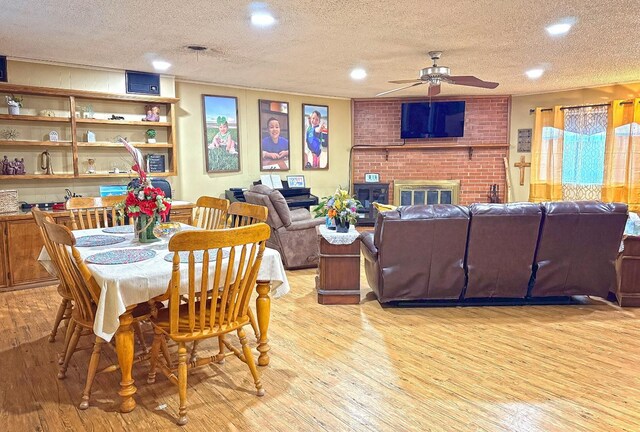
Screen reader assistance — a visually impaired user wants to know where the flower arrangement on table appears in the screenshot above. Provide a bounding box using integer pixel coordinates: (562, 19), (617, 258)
(313, 187), (362, 233)
(119, 138), (171, 242)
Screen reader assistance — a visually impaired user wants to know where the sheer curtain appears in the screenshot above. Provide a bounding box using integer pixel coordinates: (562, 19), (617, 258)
(530, 107), (564, 202)
(603, 98), (640, 211)
(561, 106), (608, 200)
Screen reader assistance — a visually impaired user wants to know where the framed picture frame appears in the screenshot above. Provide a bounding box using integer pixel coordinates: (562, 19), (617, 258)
(203, 95), (240, 173)
(259, 99), (290, 171)
(302, 104), (329, 170)
(365, 173), (380, 183)
(286, 175), (306, 188)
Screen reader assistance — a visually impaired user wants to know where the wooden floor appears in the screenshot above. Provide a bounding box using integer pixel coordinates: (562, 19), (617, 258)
(2, 268), (640, 432)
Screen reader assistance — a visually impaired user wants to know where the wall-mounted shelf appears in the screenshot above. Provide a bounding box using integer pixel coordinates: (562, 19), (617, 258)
(0, 82), (179, 180)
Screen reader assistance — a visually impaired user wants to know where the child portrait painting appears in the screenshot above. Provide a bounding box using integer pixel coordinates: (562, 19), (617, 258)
(302, 104), (328, 170)
(203, 95), (240, 172)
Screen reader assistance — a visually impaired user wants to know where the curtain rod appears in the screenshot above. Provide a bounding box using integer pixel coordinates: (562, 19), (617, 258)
(529, 100), (634, 114)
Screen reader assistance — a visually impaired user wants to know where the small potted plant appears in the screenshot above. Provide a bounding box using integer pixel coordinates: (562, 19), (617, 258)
(6, 94), (23, 115)
(146, 128), (157, 144)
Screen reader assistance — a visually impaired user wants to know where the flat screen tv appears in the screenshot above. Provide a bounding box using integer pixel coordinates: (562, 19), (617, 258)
(400, 101), (465, 139)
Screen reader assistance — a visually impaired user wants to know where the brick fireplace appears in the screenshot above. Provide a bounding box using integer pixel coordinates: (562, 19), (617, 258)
(352, 96), (510, 205)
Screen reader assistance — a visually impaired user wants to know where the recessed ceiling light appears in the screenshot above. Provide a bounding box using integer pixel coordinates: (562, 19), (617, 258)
(251, 12), (275, 27)
(152, 60), (171, 71)
(546, 19), (574, 36)
(350, 68), (367, 80)
(525, 68), (544, 79)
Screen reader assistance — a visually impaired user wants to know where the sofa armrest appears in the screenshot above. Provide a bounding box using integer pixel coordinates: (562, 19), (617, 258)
(360, 232), (378, 261)
(288, 218), (325, 231)
(290, 208), (312, 222)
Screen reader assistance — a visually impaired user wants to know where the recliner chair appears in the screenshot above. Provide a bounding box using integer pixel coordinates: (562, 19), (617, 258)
(244, 184), (324, 269)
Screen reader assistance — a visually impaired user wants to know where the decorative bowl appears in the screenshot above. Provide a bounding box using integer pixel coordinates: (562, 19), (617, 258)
(152, 222), (182, 240)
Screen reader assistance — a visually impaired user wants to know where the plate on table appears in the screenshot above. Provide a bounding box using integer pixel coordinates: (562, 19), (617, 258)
(86, 249), (157, 265)
(164, 249), (230, 264)
(102, 225), (134, 234)
(76, 235), (126, 247)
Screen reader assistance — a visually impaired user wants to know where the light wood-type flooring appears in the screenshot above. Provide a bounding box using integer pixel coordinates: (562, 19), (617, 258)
(2, 267), (640, 431)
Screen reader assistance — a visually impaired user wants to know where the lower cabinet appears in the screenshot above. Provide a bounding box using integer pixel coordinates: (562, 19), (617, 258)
(5, 219), (56, 289)
(170, 206), (193, 225)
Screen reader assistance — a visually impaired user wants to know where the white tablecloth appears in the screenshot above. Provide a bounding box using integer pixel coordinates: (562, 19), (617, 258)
(318, 224), (360, 245)
(38, 224), (289, 341)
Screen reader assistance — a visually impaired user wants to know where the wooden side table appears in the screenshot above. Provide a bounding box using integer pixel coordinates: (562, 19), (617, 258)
(316, 226), (361, 305)
(616, 235), (640, 307)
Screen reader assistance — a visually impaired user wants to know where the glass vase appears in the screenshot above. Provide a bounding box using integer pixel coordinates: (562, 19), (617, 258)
(326, 216), (336, 230)
(136, 214), (160, 243)
(336, 220), (350, 233)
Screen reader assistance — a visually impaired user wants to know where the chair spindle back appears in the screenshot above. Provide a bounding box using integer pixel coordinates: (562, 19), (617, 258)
(66, 196), (127, 230)
(192, 196), (229, 230)
(226, 201), (268, 228)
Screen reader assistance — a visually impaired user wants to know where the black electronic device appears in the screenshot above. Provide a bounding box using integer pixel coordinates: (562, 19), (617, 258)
(0, 56), (6, 82)
(125, 70), (160, 95)
(400, 101), (465, 139)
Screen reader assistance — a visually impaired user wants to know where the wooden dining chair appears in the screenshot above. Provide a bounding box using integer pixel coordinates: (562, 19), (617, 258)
(191, 196), (229, 229)
(66, 195), (127, 230)
(147, 223), (270, 425)
(32, 207), (73, 345)
(43, 219), (155, 410)
(226, 201), (268, 228)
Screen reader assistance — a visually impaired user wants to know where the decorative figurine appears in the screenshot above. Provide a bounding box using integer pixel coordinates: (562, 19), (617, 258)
(143, 104), (160, 122)
(1, 155), (9, 175)
(49, 131), (59, 142)
(14, 158), (25, 175)
(40, 150), (54, 175)
(87, 158), (96, 174)
(81, 104), (94, 119)
(87, 131), (96, 143)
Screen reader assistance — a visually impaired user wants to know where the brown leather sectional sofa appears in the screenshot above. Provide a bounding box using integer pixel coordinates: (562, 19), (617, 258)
(360, 201), (627, 304)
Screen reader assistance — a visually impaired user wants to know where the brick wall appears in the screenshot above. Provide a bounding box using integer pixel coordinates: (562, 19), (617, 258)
(352, 96), (510, 205)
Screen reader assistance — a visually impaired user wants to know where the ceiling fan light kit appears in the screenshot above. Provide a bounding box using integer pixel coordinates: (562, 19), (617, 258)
(376, 51), (499, 97)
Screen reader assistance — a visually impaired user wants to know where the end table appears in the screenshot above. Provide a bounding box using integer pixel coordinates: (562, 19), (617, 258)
(316, 225), (361, 305)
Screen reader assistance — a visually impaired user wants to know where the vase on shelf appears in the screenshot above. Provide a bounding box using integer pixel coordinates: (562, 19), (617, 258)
(135, 214), (160, 243)
(8, 105), (19, 115)
(336, 219), (350, 233)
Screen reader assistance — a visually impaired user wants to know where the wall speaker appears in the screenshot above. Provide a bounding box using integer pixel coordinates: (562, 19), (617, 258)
(0, 56), (7, 82)
(125, 70), (160, 95)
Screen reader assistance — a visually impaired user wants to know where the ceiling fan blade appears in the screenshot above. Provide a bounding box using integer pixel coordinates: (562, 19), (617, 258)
(428, 84), (441, 97)
(389, 79), (423, 84)
(375, 82), (424, 97)
(447, 75), (499, 89)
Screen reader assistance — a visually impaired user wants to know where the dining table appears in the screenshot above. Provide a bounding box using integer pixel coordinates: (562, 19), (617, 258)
(38, 223), (290, 413)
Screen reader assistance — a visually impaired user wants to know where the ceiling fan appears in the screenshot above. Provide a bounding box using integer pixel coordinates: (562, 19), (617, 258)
(376, 51), (499, 97)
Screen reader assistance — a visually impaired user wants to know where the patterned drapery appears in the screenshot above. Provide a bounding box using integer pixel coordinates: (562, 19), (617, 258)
(530, 107), (564, 202)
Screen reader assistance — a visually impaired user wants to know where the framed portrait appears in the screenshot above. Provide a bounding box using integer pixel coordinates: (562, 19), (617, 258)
(203, 95), (240, 173)
(259, 99), (290, 171)
(287, 175), (306, 188)
(302, 104), (329, 170)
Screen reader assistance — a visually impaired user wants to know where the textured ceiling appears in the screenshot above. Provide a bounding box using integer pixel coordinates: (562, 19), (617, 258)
(2, 0), (640, 98)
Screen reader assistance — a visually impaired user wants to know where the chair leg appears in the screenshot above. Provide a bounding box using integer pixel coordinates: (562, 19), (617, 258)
(49, 298), (69, 342)
(237, 327), (265, 397)
(177, 342), (188, 426)
(216, 336), (226, 364)
(58, 323), (82, 379)
(59, 319), (77, 365)
(132, 321), (148, 353)
(147, 328), (163, 384)
(79, 337), (104, 409)
(160, 336), (172, 368)
(247, 308), (260, 342)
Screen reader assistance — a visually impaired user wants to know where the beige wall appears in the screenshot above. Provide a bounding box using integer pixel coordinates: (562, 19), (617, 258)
(509, 82), (640, 202)
(173, 81), (352, 202)
(2, 59), (351, 204)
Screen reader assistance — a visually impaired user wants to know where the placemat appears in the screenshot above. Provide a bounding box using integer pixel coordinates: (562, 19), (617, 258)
(86, 249), (157, 265)
(102, 225), (134, 234)
(164, 249), (230, 264)
(76, 235), (127, 247)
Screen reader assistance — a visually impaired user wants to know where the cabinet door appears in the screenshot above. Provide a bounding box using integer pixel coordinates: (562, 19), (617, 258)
(6, 219), (55, 286)
(0, 222), (7, 288)
(170, 208), (192, 225)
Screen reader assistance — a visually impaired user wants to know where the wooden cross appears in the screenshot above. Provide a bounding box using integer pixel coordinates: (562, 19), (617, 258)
(514, 156), (531, 186)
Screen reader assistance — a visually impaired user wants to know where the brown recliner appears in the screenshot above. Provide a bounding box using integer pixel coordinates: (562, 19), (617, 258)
(530, 201), (627, 298)
(465, 203), (543, 298)
(361, 204), (470, 303)
(244, 184), (324, 269)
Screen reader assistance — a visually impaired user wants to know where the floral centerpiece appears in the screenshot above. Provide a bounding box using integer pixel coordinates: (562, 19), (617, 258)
(313, 187), (362, 233)
(120, 138), (171, 242)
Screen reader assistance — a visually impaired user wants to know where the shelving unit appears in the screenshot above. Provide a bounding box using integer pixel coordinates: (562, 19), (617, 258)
(0, 83), (179, 180)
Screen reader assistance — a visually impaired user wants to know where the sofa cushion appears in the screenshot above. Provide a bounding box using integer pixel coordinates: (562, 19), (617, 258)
(465, 202), (542, 299)
(531, 201), (627, 297)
